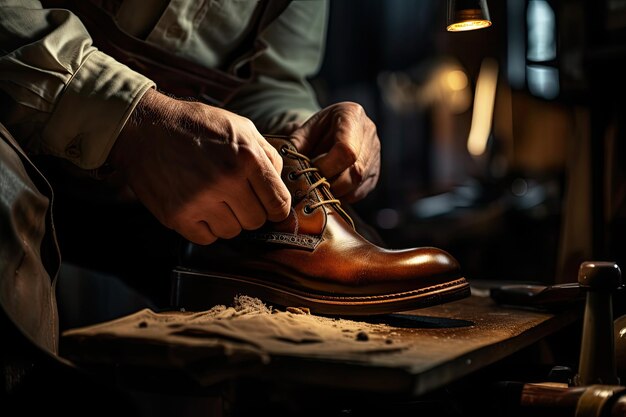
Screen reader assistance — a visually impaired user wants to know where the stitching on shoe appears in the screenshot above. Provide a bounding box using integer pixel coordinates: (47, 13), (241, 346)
(238, 230), (321, 250)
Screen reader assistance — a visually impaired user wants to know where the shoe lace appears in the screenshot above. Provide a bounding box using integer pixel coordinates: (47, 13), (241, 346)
(281, 146), (341, 213)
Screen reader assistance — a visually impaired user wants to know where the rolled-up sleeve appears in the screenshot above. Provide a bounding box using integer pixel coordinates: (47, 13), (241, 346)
(226, 0), (328, 133)
(0, 0), (154, 169)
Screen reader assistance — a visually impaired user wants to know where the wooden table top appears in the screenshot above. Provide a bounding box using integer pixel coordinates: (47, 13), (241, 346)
(61, 294), (582, 397)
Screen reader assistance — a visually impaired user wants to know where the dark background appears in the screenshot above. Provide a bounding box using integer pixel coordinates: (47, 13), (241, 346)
(312, 0), (564, 285)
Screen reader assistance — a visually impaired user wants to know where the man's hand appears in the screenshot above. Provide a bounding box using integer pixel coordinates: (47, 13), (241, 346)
(290, 102), (381, 203)
(110, 89), (291, 245)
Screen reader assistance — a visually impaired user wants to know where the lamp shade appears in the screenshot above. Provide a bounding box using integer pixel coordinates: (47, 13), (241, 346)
(447, 0), (492, 32)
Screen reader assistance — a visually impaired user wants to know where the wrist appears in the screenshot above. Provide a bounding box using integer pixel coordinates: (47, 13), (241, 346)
(109, 87), (162, 172)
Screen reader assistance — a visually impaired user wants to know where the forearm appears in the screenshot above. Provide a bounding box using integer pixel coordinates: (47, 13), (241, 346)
(0, 0), (154, 169)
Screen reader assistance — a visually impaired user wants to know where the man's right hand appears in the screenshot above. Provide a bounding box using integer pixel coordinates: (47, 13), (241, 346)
(110, 88), (291, 245)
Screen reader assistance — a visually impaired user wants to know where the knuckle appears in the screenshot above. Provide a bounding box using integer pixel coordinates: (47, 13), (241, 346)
(351, 164), (364, 184)
(341, 101), (363, 115)
(269, 196), (290, 212)
(240, 117), (257, 131)
(265, 147), (284, 173)
(266, 195), (290, 216)
(334, 102), (364, 127)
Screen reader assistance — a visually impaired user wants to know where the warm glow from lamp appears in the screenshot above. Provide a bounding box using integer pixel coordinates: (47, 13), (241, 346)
(445, 70), (468, 91)
(447, 0), (492, 32)
(467, 58), (498, 156)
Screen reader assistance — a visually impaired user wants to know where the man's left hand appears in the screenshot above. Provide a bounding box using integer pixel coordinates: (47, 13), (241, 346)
(290, 102), (381, 203)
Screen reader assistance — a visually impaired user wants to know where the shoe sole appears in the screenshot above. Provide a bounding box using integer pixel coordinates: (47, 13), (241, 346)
(171, 268), (471, 316)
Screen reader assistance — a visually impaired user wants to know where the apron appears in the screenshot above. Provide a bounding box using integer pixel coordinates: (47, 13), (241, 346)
(42, 0), (292, 105)
(0, 123), (60, 356)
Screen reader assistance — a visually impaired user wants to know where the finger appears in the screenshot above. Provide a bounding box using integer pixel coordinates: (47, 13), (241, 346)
(244, 135), (291, 221)
(248, 167), (291, 222)
(256, 136), (284, 176)
(205, 202), (243, 239)
(314, 139), (361, 181)
(330, 150), (379, 200)
(348, 137), (380, 190)
(328, 168), (356, 199)
(177, 220), (218, 245)
(345, 148), (381, 201)
(226, 183), (268, 230)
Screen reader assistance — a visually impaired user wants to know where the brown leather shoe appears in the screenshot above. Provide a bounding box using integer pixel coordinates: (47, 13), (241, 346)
(172, 135), (470, 315)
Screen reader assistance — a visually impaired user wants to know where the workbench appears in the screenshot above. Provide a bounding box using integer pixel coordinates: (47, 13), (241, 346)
(61, 292), (581, 407)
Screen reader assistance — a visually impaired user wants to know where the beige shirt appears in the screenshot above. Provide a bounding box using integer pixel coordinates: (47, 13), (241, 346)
(0, 0), (327, 169)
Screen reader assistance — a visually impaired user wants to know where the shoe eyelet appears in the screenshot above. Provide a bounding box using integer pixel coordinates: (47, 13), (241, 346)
(279, 145), (289, 156)
(303, 205), (314, 214)
(288, 171), (299, 181)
